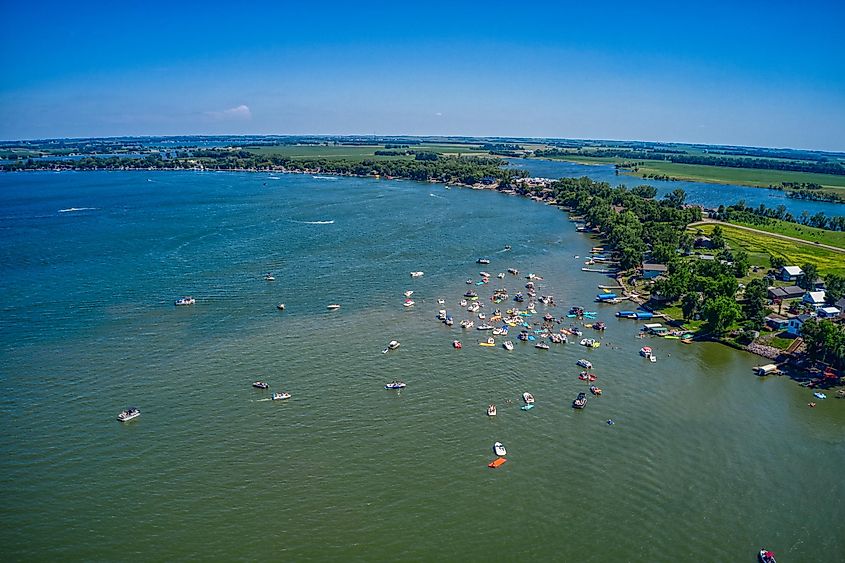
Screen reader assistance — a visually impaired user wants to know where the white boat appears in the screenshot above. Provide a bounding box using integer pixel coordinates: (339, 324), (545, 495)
(535, 341), (550, 350)
(174, 296), (195, 306)
(523, 392), (535, 404)
(437, 298), (445, 305)
(649, 355), (657, 363)
(460, 299), (468, 307)
(479, 271), (491, 278)
(503, 340), (514, 351)
(410, 271), (424, 278)
(117, 407), (140, 422)
(487, 404), (497, 416)
(460, 319), (474, 329)
(476, 324), (494, 330)
(576, 359), (592, 369)
(385, 381), (406, 390)
(327, 304), (341, 310)
(477, 258), (491, 264)
(478, 313), (486, 320)
(252, 381), (269, 389)
(403, 299), (415, 307)
(404, 290), (414, 298)
(276, 303), (286, 311)
(271, 392), (291, 400)
(497, 272), (505, 279)
(264, 273), (275, 281)
(493, 441), (507, 456)
(388, 340), (400, 350)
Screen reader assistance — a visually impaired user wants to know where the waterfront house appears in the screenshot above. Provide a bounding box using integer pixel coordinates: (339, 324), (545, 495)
(641, 263), (668, 279)
(803, 290), (826, 308)
(787, 313), (813, 336)
(818, 306), (841, 319)
(767, 285), (804, 301)
(764, 315), (789, 331)
(780, 265), (803, 282)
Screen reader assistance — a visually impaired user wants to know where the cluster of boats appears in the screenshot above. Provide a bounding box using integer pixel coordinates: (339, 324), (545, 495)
(253, 381), (291, 400)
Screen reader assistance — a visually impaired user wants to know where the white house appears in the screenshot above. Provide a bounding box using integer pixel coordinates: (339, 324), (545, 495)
(818, 306), (841, 318)
(787, 313), (813, 336)
(780, 265), (803, 281)
(803, 290), (826, 308)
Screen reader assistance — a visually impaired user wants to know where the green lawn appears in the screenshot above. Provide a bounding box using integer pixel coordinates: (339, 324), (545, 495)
(729, 218), (845, 249)
(624, 160), (845, 190)
(692, 224), (845, 275)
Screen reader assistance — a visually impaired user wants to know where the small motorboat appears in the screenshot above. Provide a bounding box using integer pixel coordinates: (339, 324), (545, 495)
(572, 392), (587, 409)
(460, 299), (468, 307)
(504, 245), (512, 251)
(264, 273), (275, 281)
(445, 315), (454, 326)
(403, 299), (415, 307)
(649, 355), (657, 363)
(252, 381), (269, 389)
(487, 404), (496, 416)
(327, 304), (341, 310)
(453, 340), (462, 349)
(578, 372), (589, 381)
(503, 340), (514, 351)
(576, 359), (593, 369)
(479, 337), (496, 347)
(534, 341), (550, 350)
(174, 296), (195, 306)
(466, 279), (473, 284)
(813, 392), (827, 399)
(460, 320), (474, 329)
(493, 441), (507, 456)
(404, 290), (414, 298)
(271, 392), (291, 400)
(589, 385), (602, 396)
(593, 321), (606, 331)
(507, 268), (519, 275)
(479, 271), (491, 278)
(476, 324), (494, 330)
(497, 272), (505, 279)
(758, 548), (777, 563)
(276, 303), (286, 311)
(117, 407), (140, 422)
(410, 271), (424, 277)
(384, 381), (406, 390)
(477, 258), (491, 264)
(522, 392), (535, 404)
(640, 346), (653, 357)
(437, 298), (445, 305)
(387, 340), (400, 350)
(477, 313), (486, 320)
(464, 290), (478, 298)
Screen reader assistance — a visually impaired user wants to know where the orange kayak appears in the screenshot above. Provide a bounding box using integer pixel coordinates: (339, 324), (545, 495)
(488, 458), (507, 468)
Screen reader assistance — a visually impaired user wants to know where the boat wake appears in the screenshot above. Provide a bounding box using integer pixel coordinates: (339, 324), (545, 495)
(254, 398), (273, 402)
(312, 175), (339, 180)
(429, 193), (445, 199)
(267, 176), (281, 179)
(58, 207), (97, 213)
(294, 220), (335, 225)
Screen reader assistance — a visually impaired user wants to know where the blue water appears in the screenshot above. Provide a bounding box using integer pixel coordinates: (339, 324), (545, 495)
(507, 158), (843, 217)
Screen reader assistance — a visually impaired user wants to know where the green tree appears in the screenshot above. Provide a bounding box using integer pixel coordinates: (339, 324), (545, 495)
(710, 225), (725, 249)
(800, 318), (845, 369)
(742, 279), (768, 328)
(631, 185), (657, 199)
(700, 295), (742, 335)
(798, 263), (818, 290)
(769, 255), (786, 269)
(620, 247), (642, 270)
(823, 274), (845, 304)
(732, 249), (750, 278)
(681, 292), (701, 320)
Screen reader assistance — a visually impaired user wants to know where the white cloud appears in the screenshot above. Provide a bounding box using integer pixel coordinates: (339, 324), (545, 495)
(435, 112), (443, 116)
(206, 104), (252, 120)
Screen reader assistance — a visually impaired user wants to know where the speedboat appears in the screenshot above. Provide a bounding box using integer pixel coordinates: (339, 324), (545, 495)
(758, 549), (777, 563)
(504, 245), (512, 251)
(387, 340), (400, 350)
(589, 385), (602, 396)
(572, 392), (587, 409)
(477, 258), (491, 264)
(640, 346), (652, 357)
(403, 299), (415, 307)
(384, 381), (406, 390)
(437, 298), (445, 305)
(466, 279), (473, 284)
(507, 268), (519, 275)
(503, 340), (514, 351)
(478, 313), (486, 320)
(271, 392), (291, 400)
(649, 355), (657, 363)
(460, 319), (474, 329)
(410, 271), (424, 277)
(535, 341), (550, 350)
(264, 273), (275, 281)
(813, 392), (827, 399)
(276, 303), (286, 311)
(404, 290), (414, 297)
(593, 321), (606, 331)
(453, 340), (462, 349)
(479, 337), (495, 347)
(252, 381), (269, 389)
(497, 272), (505, 279)
(576, 359), (593, 369)
(487, 404), (497, 416)
(174, 296), (195, 306)
(476, 324), (494, 330)
(327, 304), (341, 310)
(493, 441), (507, 456)
(460, 299), (468, 307)
(464, 290), (478, 298)
(445, 315), (454, 326)
(522, 392), (535, 404)
(117, 407), (140, 422)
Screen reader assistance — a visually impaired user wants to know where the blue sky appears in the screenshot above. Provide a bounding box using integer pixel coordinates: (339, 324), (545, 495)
(1, 1), (843, 150)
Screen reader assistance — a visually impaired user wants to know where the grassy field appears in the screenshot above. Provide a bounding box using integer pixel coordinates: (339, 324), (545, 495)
(244, 143), (490, 160)
(728, 218), (845, 249)
(625, 160), (845, 190)
(692, 223), (845, 275)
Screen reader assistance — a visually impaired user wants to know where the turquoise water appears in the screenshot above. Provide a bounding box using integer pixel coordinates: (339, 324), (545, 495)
(1, 171), (843, 561)
(508, 158), (844, 217)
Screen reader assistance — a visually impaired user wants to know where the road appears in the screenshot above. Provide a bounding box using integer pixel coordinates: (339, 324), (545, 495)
(687, 219), (845, 254)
